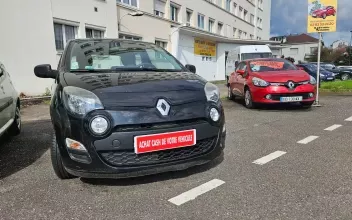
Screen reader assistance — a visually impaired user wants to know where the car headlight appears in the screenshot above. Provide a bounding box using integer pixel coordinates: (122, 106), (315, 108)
(209, 108), (220, 122)
(204, 82), (220, 102)
(63, 86), (104, 116)
(252, 77), (269, 87)
(310, 76), (317, 85)
(90, 116), (109, 135)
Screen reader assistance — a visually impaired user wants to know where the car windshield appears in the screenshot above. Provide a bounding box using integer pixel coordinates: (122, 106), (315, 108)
(69, 40), (184, 72)
(249, 59), (297, 72)
(241, 53), (272, 60)
(321, 64), (335, 69)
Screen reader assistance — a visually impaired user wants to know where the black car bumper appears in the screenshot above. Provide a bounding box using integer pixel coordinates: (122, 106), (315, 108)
(60, 120), (226, 178)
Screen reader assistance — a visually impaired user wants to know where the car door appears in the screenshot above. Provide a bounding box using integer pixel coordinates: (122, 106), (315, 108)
(0, 65), (7, 129)
(237, 62), (248, 96)
(231, 62), (245, 96)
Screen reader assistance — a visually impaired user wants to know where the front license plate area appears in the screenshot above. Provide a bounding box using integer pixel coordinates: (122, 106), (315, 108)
(134, 129), (196, 154)
(280, 96), (303, 102)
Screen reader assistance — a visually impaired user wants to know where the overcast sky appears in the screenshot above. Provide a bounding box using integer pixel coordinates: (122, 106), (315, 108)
(271, 0), (351, 46)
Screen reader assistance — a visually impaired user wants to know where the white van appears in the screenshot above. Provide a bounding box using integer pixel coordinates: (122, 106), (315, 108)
(225, 45), (272, 84)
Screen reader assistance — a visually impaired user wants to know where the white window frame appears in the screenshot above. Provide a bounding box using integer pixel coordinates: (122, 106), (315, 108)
(155, 40), (168, 50)
(119, 33), (142, 41)
(53, 23), (78, 51)
(226, 0), (231, 11)
(233, 3), (238, 16)
(208, 18), (215, 33)
(155, 10), (164, 17)
(239, 6), (243, 19)
(218, 22), (223, 35)
(170, 3), (179, 22)
(198, 14), (205, 30)
(117, 0), (139, 8)
(233, 28), (237, 38)
(250, 14), (254, 25)
(186, 9), (193, 26)
(244, 10), (248, 21)
(85, 28), (105, 39)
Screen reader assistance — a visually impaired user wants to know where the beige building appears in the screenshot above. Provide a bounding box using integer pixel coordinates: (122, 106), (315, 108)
(117, 0), (273, 81)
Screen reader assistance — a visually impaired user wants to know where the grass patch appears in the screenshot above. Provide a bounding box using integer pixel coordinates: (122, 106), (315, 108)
(321, 81), (352, 92)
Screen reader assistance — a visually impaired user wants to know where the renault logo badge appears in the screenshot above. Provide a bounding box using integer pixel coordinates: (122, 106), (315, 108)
(156, 99), (170, 116)
(287, 81), (295, 89)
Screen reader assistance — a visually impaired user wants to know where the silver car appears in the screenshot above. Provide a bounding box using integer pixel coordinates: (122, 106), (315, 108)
(0, 62), (21, 138)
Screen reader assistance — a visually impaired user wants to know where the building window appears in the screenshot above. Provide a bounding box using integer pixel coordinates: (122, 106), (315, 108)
(233, 28), (237, 38)
(155, 40), (168, 49)
(198, 14), (205, 29)
(244, 10), (248, 21)
(310, 47), (318, 54)
(226, 0), (231, 11)
(290, 48), (298, 55)
(119, 34), (142, 40)
(154, 0), (165, 18)
(258, 0), (263, 9)
(218, 22), (223, 35)
(54, 23), (76, 51)
(86, 28), (104, 39)
(170, 3), (179, 21)
(239, 7), (243, 19)
(243, 32), (247, 39)
(117, 0), (138, 7)
(209, 19), (214, 33)
(186, 9), (193, 26)
(257, 17), (262, 28)
(233, 3), (237, 15)
(257, 36), (261, 40)
(250, 14), (254, 25)
(238, 30), (242, 39)
(250, 34), (254, 39)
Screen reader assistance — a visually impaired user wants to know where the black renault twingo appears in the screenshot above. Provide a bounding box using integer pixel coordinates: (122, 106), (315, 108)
(34, 39), (226, 179)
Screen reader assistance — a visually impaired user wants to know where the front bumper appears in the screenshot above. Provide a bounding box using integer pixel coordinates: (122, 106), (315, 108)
(59, 118), (226, 178)
(250, 84), (316, 104)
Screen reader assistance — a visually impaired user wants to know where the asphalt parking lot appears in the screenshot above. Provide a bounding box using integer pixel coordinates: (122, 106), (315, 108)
(1, 94), (352, 220)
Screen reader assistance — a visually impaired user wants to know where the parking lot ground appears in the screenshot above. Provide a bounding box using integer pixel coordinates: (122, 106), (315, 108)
(1, 96), (352, 219)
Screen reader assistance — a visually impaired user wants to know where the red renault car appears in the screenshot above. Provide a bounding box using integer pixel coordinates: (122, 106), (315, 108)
(227, 58), (316, 108)
(312, 6), (336, 19)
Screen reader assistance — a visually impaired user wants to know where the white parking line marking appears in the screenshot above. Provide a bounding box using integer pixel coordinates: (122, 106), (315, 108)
(297, 136), (319, 144)
(168, 179), (225, 206)
(252, 151), (286, 165)
(345, 116), (352, 121)
(324, 124), (342, 131)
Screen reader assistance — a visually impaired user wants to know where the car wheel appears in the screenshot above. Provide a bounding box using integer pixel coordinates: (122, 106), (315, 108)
(341, 73), (350, 81)
(51, 133), (76, 179)
(227, 86), (235, 100)
(301, 101), (314, 108)
(323, 13), (327, 19)
(8, 105), (21, 136)
(244, 88), (255, 109)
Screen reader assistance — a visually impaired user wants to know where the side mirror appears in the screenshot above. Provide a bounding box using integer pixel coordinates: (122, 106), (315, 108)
(235, 61), (239, 67)
(185, 64), (196, 73)
(236, 69), (245, 75)
(34, 64), (58, 79)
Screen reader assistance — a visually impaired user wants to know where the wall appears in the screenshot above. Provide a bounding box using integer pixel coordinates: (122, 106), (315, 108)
(281, 43), (319, 63)
(0, 0), (57, 95)
(0, 0), (118, 96)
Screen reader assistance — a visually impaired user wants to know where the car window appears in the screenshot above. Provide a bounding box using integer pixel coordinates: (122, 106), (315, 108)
(68, 40), (183, 72)
(235, 62), (245, 71)
(249, 59), (297, 72)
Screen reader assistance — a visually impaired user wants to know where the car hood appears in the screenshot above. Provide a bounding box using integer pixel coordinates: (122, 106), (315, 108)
(62, 71), (207, 108)
(320, 70), (334, 76)
(313, 9), (324, 13)
(253, 70), (310, 83)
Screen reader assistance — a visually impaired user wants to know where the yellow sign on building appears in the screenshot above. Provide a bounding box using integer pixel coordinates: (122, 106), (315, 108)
(194, 38), (216, 57)
(307, 0), (337, 33)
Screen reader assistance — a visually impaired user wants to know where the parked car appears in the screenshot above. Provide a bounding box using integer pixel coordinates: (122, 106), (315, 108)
(227, 58), (316, 108)
(34, 39), (226, 179)
(312, 62), (352, 81)
(297, 63), (335, 82)
(312, 6), (336, 19)
(0, 62), (21, 138)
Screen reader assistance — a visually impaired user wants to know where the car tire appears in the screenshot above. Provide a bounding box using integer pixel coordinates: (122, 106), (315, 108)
(51, 133), (76, 179)
(227, 86), (235, 100)
(301, 101), (314, 108)
(341, 73), (350, 81)
(8, 105), (21, 136)
(244, 88), (256, 109)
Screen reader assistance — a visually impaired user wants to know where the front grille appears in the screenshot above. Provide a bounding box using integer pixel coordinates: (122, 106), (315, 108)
(113, 119), (207, 132)
(271, 93), (310, 101)
(99, 137), (216, 167)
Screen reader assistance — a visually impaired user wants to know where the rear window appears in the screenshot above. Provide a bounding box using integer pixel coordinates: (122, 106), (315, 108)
(249, 59), (297, 72)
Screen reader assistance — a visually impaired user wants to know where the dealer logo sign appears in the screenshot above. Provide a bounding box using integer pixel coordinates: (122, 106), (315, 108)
(156, 99), (170, 116)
